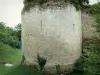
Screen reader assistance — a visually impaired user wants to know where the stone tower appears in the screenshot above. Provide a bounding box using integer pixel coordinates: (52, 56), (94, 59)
(21, 0), (82, 72)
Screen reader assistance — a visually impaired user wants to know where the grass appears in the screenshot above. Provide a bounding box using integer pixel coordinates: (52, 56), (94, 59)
(0, 43), (22, 64)
(69, 71), (95, 75)
(0, 65), (45, 75)
(0, 37), (100, 75)
(0, 42), (98, 75)
(0, 66), (11, 75)
(0, 43), (45, 75)
(0, 65), (97, 75)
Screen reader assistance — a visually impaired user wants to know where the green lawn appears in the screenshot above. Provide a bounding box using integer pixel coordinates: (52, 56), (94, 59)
(0, 66), (11, 75)
(0, 43), (22, 64)
(0, 65), (45, 75)
(0, 65), (98, 75)
(0, 43), (44, 75)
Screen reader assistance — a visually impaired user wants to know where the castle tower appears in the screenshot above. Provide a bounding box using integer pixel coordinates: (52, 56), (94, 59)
(21, 0), (82, 72)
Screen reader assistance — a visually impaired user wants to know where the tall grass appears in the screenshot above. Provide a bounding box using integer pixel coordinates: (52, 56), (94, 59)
(0, 43), (22, 64)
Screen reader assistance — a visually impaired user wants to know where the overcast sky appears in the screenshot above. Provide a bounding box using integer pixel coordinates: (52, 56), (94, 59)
(0, 0), (100, 28)
(0, 0), (23, 28)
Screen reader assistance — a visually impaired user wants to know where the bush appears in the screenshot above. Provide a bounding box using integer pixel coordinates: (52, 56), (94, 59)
(0, 22), (21, 49)
(75, 38), (100, 74)
(75, 56), (85, 72)
(55, 64), (61, 74)
(37, 54), (47, 71)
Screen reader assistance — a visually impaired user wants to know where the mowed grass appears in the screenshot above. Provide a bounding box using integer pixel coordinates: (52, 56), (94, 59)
(0, 65), (45, 75)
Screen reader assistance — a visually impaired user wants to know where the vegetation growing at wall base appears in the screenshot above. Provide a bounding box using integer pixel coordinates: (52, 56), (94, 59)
(37, 54), (47, 71)
(75, 3), (100, 75)
(75, 37), (100, 74)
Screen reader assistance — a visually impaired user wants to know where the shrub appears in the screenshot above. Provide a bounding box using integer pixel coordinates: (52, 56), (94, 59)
(75, 37), (100, 74)
(75, 56), (85, 72)
(55, 64), (61, 74)
(37, 54), (47, 71)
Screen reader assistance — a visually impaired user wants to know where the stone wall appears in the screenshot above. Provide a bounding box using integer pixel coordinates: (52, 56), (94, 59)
(21, 4), (82, 72)
(82, 12), (96, 38)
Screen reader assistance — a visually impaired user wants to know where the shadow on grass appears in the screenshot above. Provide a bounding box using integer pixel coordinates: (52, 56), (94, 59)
(69, 70), (96, 75)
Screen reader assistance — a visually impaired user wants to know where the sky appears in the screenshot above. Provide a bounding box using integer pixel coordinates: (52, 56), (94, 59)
(0, 0), (23, 28)
(0, 0), (100, 28)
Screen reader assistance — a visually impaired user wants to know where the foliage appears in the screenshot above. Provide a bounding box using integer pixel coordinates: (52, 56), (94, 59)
(14, 23), (21, 41)
(94, 15), (100, 32)
(55, 64), (61, 74)
(37, 54), (47, 71)
(75, 56), (85, 72)
(75, 38), (100, 74)
(0, 22), (22, 64)
(89, 3), (100, 32)
(0, 22), (5, 30)
(89, 3), (100, 15)
(0, 22), (21, 48)
(23, 0), (89, 12)
(75, 3), (100, 74)
(0, 33), (20, 48)
(70, 0), (89, 10)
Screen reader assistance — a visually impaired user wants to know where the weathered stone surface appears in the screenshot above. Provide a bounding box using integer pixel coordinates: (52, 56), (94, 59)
(82, 13), (97, 38)
(21, 4), (82, 72)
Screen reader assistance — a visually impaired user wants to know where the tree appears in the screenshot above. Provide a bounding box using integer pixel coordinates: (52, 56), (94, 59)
(14, 23), (21, 41)
(0, 22), (20, 48)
